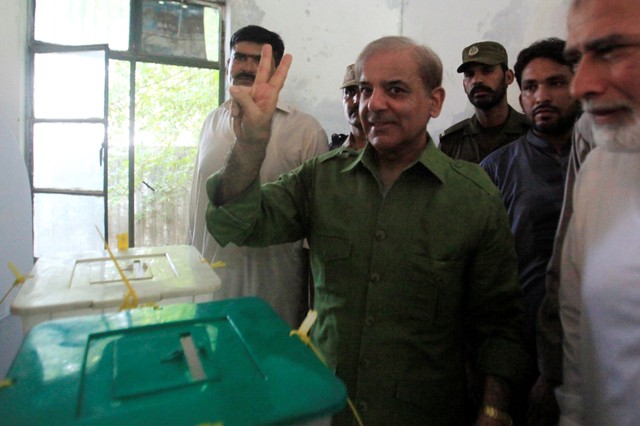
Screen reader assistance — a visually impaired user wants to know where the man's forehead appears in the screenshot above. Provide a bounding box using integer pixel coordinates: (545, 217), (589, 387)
(232, 41), (264, 53)
(360, 51), (420, 83)
(521, 72), (572, 86)
(359, 72), (418, 89)
(567, 0), (640, 50)
(522, 58), (572, 78)
(461, 62), (500, 72)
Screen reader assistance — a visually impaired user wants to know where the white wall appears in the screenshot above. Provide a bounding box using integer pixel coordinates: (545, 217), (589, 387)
(226, 0), (570, 140)
(406, 0), (570, 138)
(0, 0), (29, 377)
(0, 0), (27, 148)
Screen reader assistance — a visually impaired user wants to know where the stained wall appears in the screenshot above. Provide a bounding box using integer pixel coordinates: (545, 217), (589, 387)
(225, 0), (570, 140)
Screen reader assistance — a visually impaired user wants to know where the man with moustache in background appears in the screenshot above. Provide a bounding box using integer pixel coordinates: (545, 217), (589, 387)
(188, 25), (328, 328)
(440, 41), (529, 163)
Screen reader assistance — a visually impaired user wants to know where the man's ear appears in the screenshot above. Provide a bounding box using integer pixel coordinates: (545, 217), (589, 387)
(428, 86), (446, 119)
(505, 69), (515, 86)
(519, 93), (524, 112)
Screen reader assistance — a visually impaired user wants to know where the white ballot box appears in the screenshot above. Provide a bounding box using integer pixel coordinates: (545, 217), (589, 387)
(11, 245), (221, 334)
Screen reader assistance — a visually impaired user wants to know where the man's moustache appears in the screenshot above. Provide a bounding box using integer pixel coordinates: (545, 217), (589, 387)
(470, 85), (494, 96)
(233, 72), (256, 81)
(532, 104), (560, 116)
(366, 112), (394, 124)
(581, 99), (633, 115)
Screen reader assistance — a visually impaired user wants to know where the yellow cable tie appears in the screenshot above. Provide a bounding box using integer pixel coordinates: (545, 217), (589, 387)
(199, 258), (225, 269)
(290, 310), (327, 363)
(290, 310), (363, 425)
(7, 262), (30, 285)
(1, 262), (32, 306)
(210, 261), (226, 269)
(94, 226), (139, 310)
(0, 378), (14, 390)
(347, 398), (365, 426)
(120, 289), (138, 311)
(298, 310), (317, 336)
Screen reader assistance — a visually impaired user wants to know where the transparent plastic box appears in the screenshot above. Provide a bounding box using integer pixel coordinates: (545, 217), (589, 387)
(11, 245), (221, 333)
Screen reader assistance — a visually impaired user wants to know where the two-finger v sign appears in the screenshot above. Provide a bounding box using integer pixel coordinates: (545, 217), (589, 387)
(229, 44), (293, 145)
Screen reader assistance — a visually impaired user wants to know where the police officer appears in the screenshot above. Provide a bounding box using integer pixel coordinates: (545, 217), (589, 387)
(439, 41), (529, 163)
(330, 64), (367, 151)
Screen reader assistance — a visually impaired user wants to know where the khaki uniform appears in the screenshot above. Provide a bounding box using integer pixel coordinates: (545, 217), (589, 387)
(439, 106), (529, 163)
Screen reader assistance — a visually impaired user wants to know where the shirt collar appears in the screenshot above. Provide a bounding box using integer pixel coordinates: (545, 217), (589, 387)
(341, 133), (446, 184)
(526, 129), (571, 154)
(467, 105), (524, 135)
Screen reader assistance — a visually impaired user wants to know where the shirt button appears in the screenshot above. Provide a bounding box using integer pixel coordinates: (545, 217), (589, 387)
(370, 272), (380, 283)
(365, 315), (374, 326)
(374, 230), (386, 241)
(361, 357), (370, 368)
(357, 400), (368, 413)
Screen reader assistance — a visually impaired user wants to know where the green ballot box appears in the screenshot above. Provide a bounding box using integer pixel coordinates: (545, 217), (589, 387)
(0, 297), (346, 425)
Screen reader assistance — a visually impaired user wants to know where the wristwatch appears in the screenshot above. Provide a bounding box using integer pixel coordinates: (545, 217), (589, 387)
(482, 405), (514, 426)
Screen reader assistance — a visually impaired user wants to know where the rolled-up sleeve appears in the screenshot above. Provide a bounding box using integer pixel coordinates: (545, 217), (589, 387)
(205, 168), (307, 248)
(205, 173), (263, 246)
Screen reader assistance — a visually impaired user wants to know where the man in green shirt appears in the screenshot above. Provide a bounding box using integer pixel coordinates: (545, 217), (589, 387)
(206, 36), (526, 425)
(439, 41), (529, 163)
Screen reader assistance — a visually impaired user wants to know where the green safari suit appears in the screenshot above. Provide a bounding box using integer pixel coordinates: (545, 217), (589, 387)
(206, 140), (527, 425)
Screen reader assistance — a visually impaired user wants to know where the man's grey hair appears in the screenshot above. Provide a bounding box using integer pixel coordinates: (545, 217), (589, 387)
(355, 36), (443, 92)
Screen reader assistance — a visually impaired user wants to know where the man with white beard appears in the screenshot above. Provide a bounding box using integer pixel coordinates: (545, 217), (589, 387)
(557, 0), (640, 425)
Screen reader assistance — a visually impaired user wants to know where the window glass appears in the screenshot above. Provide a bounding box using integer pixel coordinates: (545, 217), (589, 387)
(131, 62), (217, 247)
(106, 59), (131, 246)
(34, 193), (105, 258)
(203, 6), (221, 62)
(34, 0), (130, 50)
(34, 50), (106, 119)
(33, 123), (105, 191)
(140, 0), (220, 61)
(30, 1), (224, 252)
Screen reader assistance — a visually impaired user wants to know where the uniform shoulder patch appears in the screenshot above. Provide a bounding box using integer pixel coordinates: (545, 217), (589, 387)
(317, 146), (358, 163)
(439, 118), (471, 141)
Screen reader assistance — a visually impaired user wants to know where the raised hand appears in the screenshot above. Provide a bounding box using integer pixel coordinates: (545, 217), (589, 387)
(214, 44), (293, 205)
(228, 44), (293, 145)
